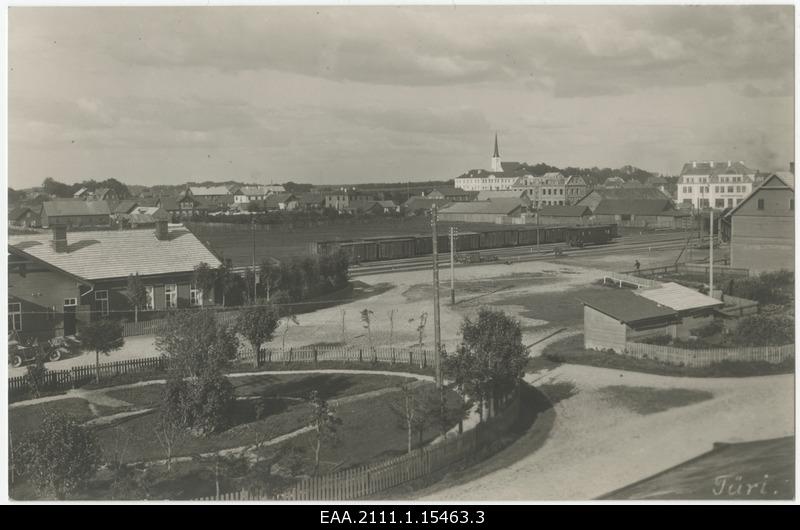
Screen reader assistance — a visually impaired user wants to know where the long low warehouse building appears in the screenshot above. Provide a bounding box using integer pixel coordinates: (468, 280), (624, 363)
(438, 198), (530, 224)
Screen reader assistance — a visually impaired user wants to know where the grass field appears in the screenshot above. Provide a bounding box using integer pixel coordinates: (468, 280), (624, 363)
(602, 436), (795, 500)
(187, 218), (549, 265)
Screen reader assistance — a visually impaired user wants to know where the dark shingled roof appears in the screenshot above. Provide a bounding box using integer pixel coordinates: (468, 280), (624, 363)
(593, 199), (673, 216)
(680, 161), (754, 176)
(538, 205), (591, 217)
(43, 199), (111, 217)
(579, 289), (679, 325)
(403, 197), (450, 211)
(114, 200), (139, 214)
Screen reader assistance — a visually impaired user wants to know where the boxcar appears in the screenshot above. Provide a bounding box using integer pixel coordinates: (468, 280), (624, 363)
(377, 237), (416, 260)
(455, 231), (482, 251)
(564, 225), (614, 247)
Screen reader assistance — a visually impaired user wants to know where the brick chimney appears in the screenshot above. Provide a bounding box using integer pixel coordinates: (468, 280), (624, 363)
(155, 220), (169, 240)
(51, 224), (68, 253)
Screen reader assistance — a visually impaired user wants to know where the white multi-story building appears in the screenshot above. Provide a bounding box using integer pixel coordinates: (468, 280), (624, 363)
(454, 136), (587, 208)
(677, 161), (761, 210)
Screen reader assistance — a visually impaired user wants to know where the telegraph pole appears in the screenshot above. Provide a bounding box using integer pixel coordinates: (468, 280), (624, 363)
(431, 204), (442, 389)
(449, 226), (457, 305)
(251, 216), (257, 304)
(709, 209), (714, 297)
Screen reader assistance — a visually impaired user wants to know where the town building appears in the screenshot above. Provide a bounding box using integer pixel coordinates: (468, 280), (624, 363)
(296, 192), (327, 210)
(580, 283), (722, 353)
(188, 185), (233, 207)
(728, 172), (794, 273)
(157, 189), (209, 220)
(8, 222), (222, 340)
(425, 187), (477, 202)
(438, 198), (529, 224)
(476, 190), (532, 207)
(8, 206), (42, 228)
(402, 196), (450, 216)
(263, 192), (299, 211)
(677, 161), (760, 210)
(231, 185), (285, 204)
(565, 176), (589, 205)
(535, 205), (592, 226)
(41, 199), (112, 228)
(324, 191), (376, 212)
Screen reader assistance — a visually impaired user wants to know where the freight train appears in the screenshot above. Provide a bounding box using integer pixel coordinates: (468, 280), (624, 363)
(309, 224), (617, 264)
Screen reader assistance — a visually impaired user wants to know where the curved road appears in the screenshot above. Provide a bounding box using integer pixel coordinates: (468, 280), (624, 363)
(418, 364), (794, 501)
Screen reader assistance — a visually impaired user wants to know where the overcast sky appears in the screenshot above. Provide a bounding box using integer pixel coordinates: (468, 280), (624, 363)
(7, 5), (795, 189)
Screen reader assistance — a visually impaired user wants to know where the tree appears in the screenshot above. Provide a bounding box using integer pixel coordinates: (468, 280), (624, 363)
(79, 318), (124, 384)
(16, 412), (101, 499)
(24, 343), (49, 398)
(307, 390), (341, 476)
(156, 309), (238, 379)
(410, 311), (428, 349)
(125, 273), (148, 323)
(155, 378), (190, 472)
(389, 383), (426, 453)
(444, 308), (527, 420)
(281, 313), (300, 352)
(193, 262), (218, 306)
(734, 312), (794, 346)
(387, 309), (396, 352)
(360, 309), (375, 360)
(236, 303), (280, 366)
(156, 311), (238, 437)
(215, 262), (239, 307)
(42, 177), (74, 198)
(259, 259), (283, 301)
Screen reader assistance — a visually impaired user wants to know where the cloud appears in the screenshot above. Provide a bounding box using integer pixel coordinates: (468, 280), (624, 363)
(13, 5), (792, 97)
(332, 106), (490, 135)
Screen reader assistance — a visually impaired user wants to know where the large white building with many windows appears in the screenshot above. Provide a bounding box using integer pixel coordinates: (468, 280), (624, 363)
(454, 136), (587, 206)
(676, 161), (762, 210)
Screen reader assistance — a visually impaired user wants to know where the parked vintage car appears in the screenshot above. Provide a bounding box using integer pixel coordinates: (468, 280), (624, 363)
(8, 333), (82, 368)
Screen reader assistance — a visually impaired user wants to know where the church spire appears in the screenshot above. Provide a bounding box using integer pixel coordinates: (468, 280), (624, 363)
(491, 133), (502, 172)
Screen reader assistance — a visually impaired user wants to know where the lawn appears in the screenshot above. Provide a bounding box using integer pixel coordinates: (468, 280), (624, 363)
(540, 334), (795, 377)
(602, 436), (795, 500)
(9, 399), (108, 443)
(598, 386), (713, 415)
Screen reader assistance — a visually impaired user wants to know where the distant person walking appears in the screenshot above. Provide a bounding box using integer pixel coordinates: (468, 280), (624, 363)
(634, 260), (641, 272)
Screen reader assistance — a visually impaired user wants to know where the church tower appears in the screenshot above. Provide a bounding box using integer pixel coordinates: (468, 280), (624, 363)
(491, 133), (502, 172)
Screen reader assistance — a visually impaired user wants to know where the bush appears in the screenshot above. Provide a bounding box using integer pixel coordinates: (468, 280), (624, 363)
(14, 413), (101, 499)
(734, 312), (794, 346)
(691, 319), (725, 339)
(729, 270), (794, 306)
(639, 335), (672, 346)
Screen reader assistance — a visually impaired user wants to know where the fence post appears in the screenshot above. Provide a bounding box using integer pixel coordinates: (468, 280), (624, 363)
(313, 348), (318, 367)
(358, 349), (363, 363)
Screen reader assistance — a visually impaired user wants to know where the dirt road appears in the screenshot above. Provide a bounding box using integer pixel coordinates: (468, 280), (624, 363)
(418, 364), (794, 501)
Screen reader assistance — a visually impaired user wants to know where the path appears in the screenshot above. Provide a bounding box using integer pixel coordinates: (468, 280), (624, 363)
(418, 364), (794, 501)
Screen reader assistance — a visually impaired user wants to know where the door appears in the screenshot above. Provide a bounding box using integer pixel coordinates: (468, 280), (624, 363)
(63, 304), (77, 336)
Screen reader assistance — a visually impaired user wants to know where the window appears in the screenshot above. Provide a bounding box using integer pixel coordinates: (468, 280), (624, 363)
(9, 302), (22, 331)
(95, 290), (109, 316)
(190, 283), (203, 307)
(757, 199), (765, 210)
(715, 199), (725, 208)
(165, 284), (177, 309)
(145, 286), (154, 311)
(728, 186), (734, 193)
(63, 298), (77, 306)
(728, 199), (733, 207)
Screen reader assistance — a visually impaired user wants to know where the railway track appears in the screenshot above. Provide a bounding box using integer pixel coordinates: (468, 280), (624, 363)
(349, 234), (712, 277)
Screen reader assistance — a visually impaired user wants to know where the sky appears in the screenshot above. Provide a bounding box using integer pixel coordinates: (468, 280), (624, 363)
(7, 4), (795, 189)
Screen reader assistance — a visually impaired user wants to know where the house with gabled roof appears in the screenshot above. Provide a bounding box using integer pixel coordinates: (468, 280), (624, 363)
(9, 206), (42, 228)
(8, 222), (222, 340)
(727, 172), (794, 273)
(41, 199), (112, 228)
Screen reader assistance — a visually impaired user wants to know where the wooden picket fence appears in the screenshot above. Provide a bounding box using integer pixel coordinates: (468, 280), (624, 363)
(9, 356), (166, 397)
(194, 389), (521, 501)
(122, 310), (242, 337)
(624, 342), (794, 368)
(238, 345), (434, 369)
(9, 345), (433, 400)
